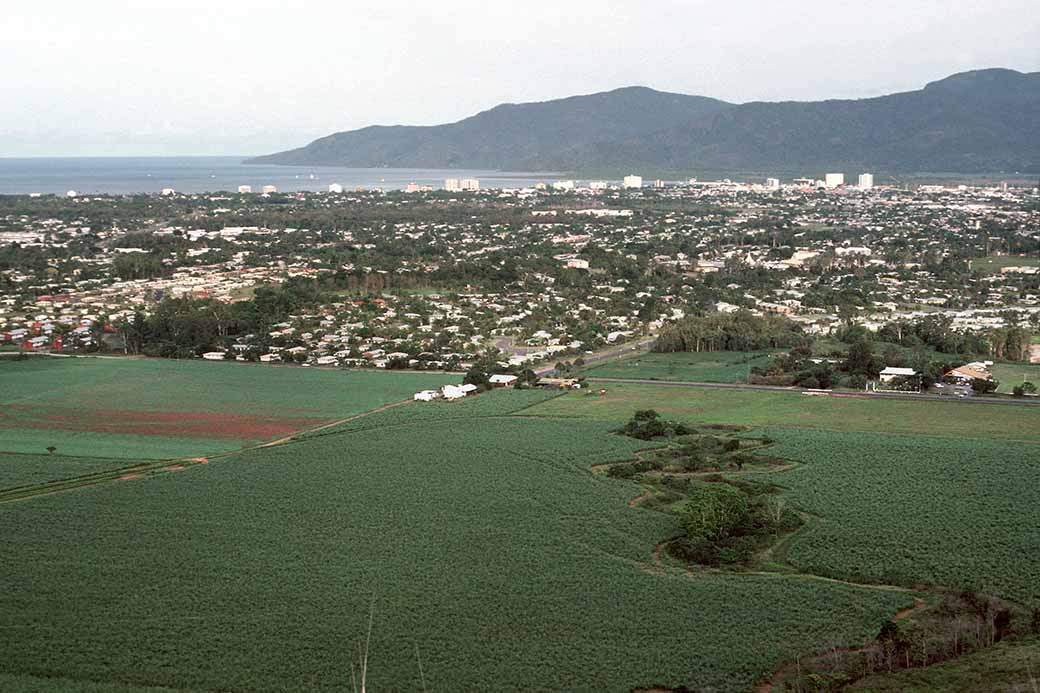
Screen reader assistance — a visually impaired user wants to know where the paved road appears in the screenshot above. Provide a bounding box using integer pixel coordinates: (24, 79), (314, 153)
(533, 336), (658, 377)
(584, 377), (1040, 407)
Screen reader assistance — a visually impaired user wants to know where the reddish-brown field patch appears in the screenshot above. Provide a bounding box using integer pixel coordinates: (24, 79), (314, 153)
(0, 405), (331, 441)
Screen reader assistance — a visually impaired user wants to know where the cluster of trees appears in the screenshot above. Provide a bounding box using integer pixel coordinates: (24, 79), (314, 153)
(614, 410), (691, 441)
(654, 311), (805, 353)
(876, 316), (1033, 362)
(461, 349), (539, 390)
(117, 279), (327, 358)
(669, 480), (801, 566)
(787, 590), (1028, 690)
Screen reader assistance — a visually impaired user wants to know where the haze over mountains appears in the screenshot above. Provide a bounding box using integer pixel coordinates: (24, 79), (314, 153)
(248, 69), (1040, 173)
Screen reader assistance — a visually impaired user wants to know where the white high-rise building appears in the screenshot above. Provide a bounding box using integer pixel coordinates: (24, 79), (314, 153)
(237, 185), (253, 194)
(444, 178), (460, 192)
(765, 178), (781, 190)
(824, 173), (845, 189)
(553, 180), (575, 191)
(328, 183), (343, 193)
(588, 180), (608, 190)
(623, 175), (643, 189)
(405, 182), (420, 193)
(261, 185), (278, 194)
(857, 173), (874, 190)
(459, 178), (480, 191)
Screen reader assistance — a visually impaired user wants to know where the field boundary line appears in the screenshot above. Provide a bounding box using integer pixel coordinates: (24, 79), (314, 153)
(0, 399), (418, 503)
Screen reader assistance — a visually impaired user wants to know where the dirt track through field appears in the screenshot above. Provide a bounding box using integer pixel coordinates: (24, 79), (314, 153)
(255, 399), (410, 448)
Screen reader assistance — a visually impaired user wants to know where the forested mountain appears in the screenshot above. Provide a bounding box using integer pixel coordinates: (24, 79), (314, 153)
(249, 69), (1040, 173)
(246, 87), (732, 169)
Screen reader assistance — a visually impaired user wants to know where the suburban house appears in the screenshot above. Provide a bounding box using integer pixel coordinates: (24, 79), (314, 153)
(441, 383), (479, 400)
(944, 363), (993, 385)
(488, 374), (518, 387)
(538, 377), (581, 389)
(879, 366), (918, 384)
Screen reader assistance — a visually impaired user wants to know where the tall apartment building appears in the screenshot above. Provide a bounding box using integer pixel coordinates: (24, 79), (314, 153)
(824, 173), (845, 189)
(622, 175), (643, 189)
(858, 173), (874, 190)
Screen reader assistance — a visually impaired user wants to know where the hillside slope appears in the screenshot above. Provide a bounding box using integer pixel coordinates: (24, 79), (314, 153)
(249, 69), (1040, 173)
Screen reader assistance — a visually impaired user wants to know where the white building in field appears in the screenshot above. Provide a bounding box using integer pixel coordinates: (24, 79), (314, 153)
(444, 178), (460, 192)
(824, 173), (845, 189)
(237, 185), (253, 194)
(858, 173), (874, 190)
(328, 183), (343, 193)
(623, 175), (643, 189)
(879, 366), (917, 383)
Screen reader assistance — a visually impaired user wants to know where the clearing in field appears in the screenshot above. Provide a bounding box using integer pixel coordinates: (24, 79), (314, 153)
(969, 255), (1040, 273)
(989, 360), (1040, 394)
(0, 390), (911, 693)
(0, 357), (457, 458)
(580, 349), (775, 383)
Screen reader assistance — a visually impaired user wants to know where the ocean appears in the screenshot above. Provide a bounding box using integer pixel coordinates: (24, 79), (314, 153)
(0, 157), (561, 195)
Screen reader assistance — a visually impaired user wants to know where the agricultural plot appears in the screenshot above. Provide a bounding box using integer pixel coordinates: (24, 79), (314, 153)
(580, 350), (775, 383)
(848, 634), (1040, 691)
(0, 397), (910, 693)
(761, 428), (1040, 607)
(301, 386), (562, 438)
(0, 357), (457, 458)
(0, 452), (144, 493)
(522, 382), (1040, 441)
(989, 360), (1040, 394)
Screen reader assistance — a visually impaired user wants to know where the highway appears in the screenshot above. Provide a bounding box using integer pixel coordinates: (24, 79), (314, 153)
(532, 336), (658, 377)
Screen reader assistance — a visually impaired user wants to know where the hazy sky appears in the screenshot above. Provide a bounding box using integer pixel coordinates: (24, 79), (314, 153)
(2, 0), (1037, 157)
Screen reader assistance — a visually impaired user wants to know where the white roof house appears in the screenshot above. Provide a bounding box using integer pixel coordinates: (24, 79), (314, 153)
(879, 366), (917, 382)
(414, 390), (441, 402)
(489, 374), (518, 386)
(441, 385), (468, 400)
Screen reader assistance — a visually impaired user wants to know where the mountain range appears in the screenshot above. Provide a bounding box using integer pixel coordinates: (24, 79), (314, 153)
(247, 69), (1040, 173)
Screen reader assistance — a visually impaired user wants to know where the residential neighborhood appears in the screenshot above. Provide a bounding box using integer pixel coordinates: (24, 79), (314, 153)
(2, 180), (1038, 378)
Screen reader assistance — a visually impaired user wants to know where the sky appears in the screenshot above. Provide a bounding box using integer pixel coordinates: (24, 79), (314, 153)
(2, 0), (1037, 157)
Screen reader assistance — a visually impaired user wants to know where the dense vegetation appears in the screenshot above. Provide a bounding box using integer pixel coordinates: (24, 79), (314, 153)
(653, 311), (806, 353)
